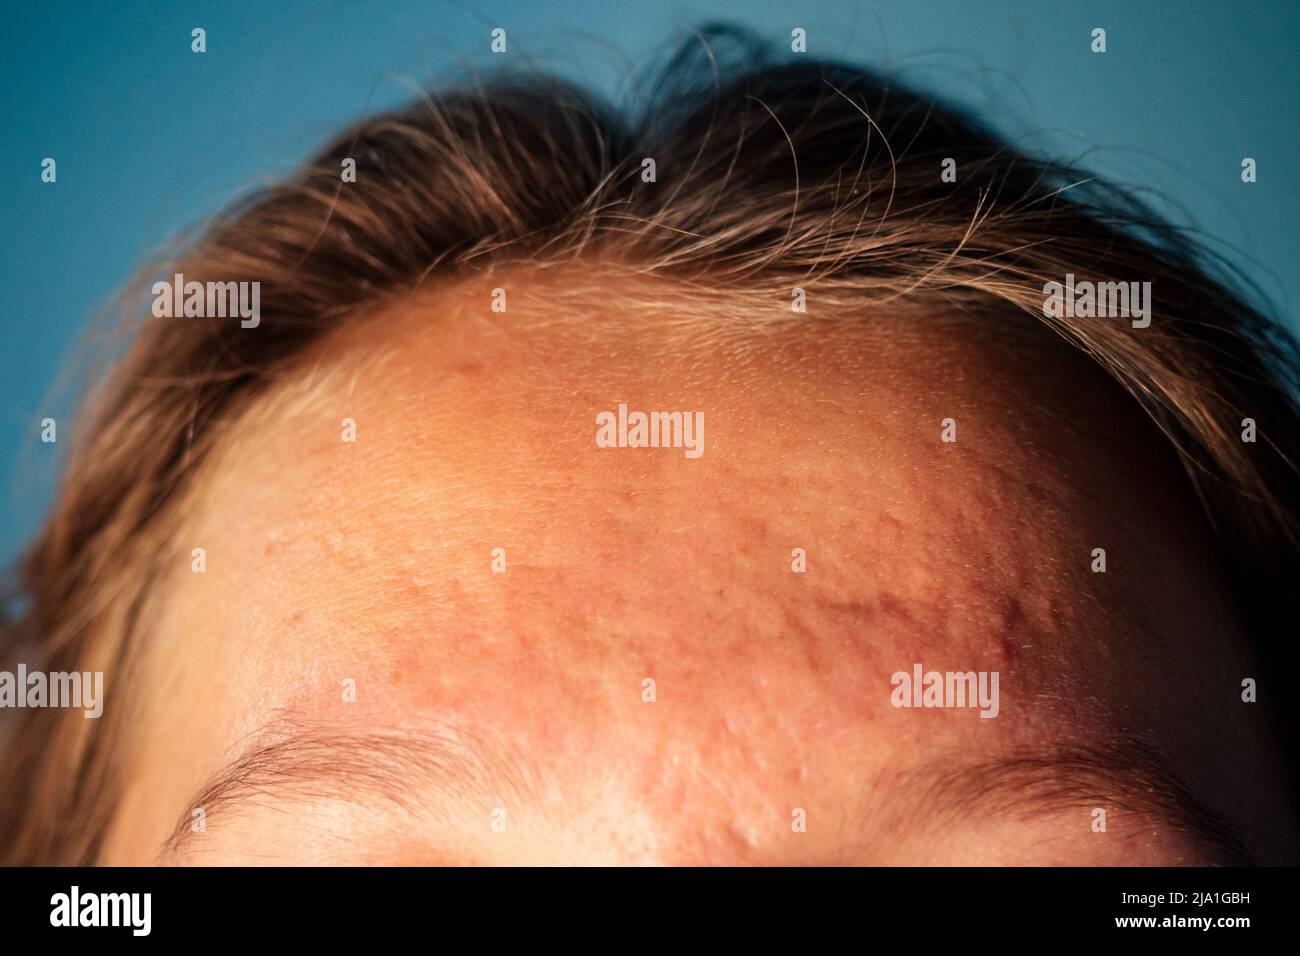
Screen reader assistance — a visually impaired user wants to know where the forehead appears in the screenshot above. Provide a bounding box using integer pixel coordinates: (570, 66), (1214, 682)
(115, 272), (1248, 862)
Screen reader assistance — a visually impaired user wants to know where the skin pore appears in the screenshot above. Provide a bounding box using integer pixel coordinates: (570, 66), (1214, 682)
(99, 269), (1296, 865)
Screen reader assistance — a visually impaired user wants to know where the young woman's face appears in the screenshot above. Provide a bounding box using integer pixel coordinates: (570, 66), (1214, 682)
(99, 274), (1294, 865)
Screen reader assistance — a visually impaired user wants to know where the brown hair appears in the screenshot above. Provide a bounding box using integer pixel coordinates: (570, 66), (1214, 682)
(3, 25), (1299, 864)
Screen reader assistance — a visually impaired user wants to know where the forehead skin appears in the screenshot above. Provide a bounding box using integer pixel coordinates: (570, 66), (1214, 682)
(101, 270), (1293, 865)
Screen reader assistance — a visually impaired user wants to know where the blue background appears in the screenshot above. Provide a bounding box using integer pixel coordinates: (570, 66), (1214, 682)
(3, 0), (1297, 564)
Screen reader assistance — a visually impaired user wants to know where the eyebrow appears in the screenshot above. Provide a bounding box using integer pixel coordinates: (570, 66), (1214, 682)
(164, 723), (1249, 865)
(161, 717), (535, 859)
(895, 735), (1251, 865)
